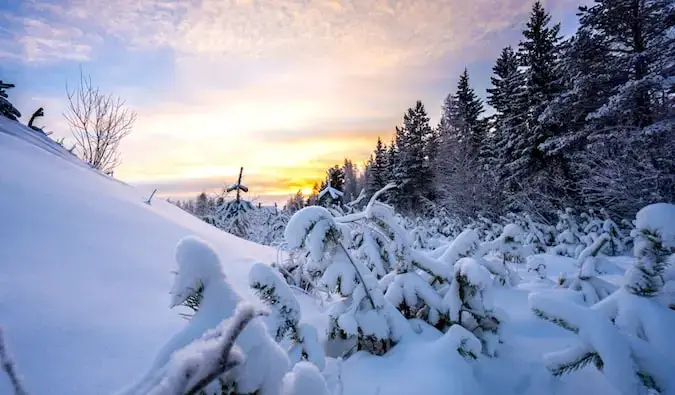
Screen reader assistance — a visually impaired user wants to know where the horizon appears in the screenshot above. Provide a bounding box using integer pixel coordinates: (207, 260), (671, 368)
(1, 0), (588, 204)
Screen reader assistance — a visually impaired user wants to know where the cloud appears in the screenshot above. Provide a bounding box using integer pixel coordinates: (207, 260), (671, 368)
(3, 0), (586, 201)
(0, 7), (101, 63)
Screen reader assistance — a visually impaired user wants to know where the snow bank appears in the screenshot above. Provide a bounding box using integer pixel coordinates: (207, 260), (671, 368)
(0, 119), (281, 394)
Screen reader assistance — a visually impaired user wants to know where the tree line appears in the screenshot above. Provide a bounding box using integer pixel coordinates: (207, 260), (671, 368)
(360, 0), (674, 220)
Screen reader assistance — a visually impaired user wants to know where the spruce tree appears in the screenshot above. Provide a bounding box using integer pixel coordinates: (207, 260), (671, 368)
(571, 0), (674, 216)
(0, 81), (21, 121)
(342, 159), (358, 203)
(366, 137), (388, 197)
(502, 1), (564, 213)
(392, 101), (435, 214)
(486, 46), (526, 180)
(435, 70), (491, 218)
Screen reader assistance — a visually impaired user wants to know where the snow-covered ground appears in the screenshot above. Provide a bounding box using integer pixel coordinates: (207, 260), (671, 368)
(0, 118), (283, 394)
(0, 118), (668, 395)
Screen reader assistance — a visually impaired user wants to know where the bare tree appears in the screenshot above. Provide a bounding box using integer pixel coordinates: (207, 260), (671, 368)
(64, 70), (137, 174)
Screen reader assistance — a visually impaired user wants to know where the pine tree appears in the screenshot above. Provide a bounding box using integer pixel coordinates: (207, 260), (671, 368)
(0, 81), (21, 121)
(392, 101), (435, 214)
(342, 159), (358, 203)
(249, 263), (325, 370)
(486, 46), (526, 180)
(327, 164), (345, 191)
(570, 0), (674, 216)
(501, 1), (564, 213)
(366, 137), (389, 197)
(435, 70), (491, 218)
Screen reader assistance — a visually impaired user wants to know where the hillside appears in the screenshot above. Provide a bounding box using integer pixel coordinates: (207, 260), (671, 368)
(0, 118), (282, 394)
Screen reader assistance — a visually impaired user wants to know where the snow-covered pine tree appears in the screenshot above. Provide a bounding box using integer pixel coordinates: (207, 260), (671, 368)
(625, 203), (675, 298)
(365, 137), (389, 198)
(503, 1), (565, 214)
(0, 81), (21, 121)
(391, 101), (435, 214)
(342, 159), (358, 204)
(443, 258), (504, 357)
(249, 263), (325, 371)
(284, 205), (409, 356)
(485, 46), (526, 184)
(214, 168), (254, 239)
(530, 204), (675, 395)
(558, 234), (618, 304)
(435, 70), (493, 218)
(568, 0), (675, 216)
(550, 208), (584, 257)
(476, 224), (524, 287)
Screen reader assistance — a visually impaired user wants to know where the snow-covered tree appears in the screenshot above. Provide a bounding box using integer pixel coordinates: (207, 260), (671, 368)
(391, 101), (435, 214)
(625, 203), (675, 298)
(280, 362), (330, 395)
(530, 204), (675, 395)
(0, 81), (21, 121)
(284, 205), (410, 356)
(365, 137), (389, 198)
(558, 234), (618, 304)
(550, 208), (584, 257)
(443, 258), (504, 357)
(476, 224), (525, 287)
(249, 263), (325, 371)
(121, 236), (289, 395)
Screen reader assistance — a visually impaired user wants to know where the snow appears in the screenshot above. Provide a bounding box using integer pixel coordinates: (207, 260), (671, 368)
(2, 118), (671, 395)
(634, 203), (675, 249)
(0, 120), (283, 394)
(281, 362), (330, 395)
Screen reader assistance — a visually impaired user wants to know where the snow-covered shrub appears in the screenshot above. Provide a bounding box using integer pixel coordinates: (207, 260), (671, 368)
(249, 263), (325, 371)
(120, 236), (290, 395)
(439, 229), (480, 265)
(215, 198), (254, 239)
(530, 292), (675, 395)
(479, 224), (530, 264)
(530, 204), (675, 395)
(550, 208), (584, 257)
(558, 234), (618, 304)
(626, 203), (675, 298)
(0, 81), (21, 121)
(601, 210), (627, 256)
(443, 258), (504, 357)
(285, 203), (409, 356)
(140, 305), (259, 395)
(280, 362), (330, 395)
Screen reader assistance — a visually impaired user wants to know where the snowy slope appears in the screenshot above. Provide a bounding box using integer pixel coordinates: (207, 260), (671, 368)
(0, 117), (642, 395)
(0, 118), (282, 394)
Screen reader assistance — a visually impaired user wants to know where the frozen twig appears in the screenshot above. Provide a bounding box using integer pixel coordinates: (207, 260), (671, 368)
(0, 327), (29, 395)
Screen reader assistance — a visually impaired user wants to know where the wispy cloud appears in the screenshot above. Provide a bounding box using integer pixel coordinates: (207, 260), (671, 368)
(2, 0), (586, 202)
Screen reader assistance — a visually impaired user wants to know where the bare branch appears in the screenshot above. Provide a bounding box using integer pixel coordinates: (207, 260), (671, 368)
(64, 68), (137, 174)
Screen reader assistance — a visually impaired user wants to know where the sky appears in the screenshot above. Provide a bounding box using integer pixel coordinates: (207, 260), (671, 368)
(1, 0), (588, 204)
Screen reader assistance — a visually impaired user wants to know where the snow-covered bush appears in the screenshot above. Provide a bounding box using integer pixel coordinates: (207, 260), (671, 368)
(626, 203), (675, 298)
(280, 362), (330, 395)
(249, 262), (325, 371)
(530, 292), (675, 395)
(285, 203), (409, 356)
(0, 81), (21, 121)
(444, 258), (504, 357)
(550, 208), (584, 257)
(530, 204), (675, 395)
(438, 229), (480, 265)
(557, 234), (618, 304)
(120, 236), (290, 395)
